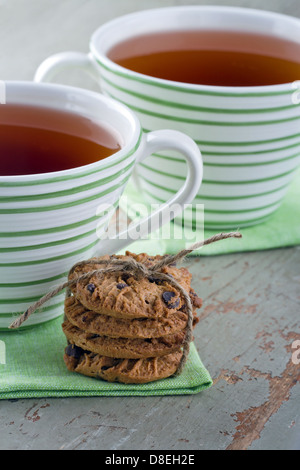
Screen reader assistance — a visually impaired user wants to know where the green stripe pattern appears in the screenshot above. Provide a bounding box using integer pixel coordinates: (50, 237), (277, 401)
(0, 133), (141, 330)
(95, 58), (300, 229)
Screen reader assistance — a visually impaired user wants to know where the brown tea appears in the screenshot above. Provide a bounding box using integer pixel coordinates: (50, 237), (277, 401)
(0, 105), (122, 176)
(108, 30), (300, 87)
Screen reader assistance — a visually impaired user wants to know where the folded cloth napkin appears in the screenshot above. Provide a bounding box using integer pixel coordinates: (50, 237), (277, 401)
(119, 168), (300, 256)
(0, 316), (213, 399)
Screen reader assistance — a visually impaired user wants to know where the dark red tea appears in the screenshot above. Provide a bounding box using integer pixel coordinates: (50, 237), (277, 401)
(108, 30), (300, 86)
(0, 104), (122, 176)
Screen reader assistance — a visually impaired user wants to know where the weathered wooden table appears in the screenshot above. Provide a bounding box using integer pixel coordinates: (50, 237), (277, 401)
(0, 0), (299, 451)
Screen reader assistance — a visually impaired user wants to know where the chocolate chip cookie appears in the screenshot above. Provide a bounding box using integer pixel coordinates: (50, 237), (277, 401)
(68, 251), (201, 320)
(64, 296), (199, 339)
(64, 344), (183, 384)
(62, 251), (202, 384)
(62, 319), (185, 359)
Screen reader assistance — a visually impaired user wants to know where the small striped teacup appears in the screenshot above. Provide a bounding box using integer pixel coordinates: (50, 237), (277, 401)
(35, 6), (300, 229)
(0, 82), (202, 329)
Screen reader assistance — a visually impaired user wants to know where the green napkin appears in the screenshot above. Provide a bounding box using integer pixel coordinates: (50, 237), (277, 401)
(119, 168), (300, 256)
(0, 316), (213, 399)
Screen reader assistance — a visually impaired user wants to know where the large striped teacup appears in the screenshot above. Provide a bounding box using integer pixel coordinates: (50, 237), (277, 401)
(35, 6), (300, 229)
(0, 82), (202, 329)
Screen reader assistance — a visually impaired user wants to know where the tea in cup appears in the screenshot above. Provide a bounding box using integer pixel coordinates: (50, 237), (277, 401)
(35, 6), (300, 229)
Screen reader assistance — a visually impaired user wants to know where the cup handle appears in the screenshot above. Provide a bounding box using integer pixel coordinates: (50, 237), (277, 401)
(34, 51), (100, 85)
(34, 54), (203, 255)
(97, 129), (203, 255)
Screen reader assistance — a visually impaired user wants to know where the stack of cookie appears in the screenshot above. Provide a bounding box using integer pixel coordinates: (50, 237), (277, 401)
(62, 252), (202, 384)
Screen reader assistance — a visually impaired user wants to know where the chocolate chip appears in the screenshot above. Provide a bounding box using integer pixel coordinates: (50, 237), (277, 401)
(169, 299), (180, 309)
(101, 359), (121, 371)
(122, 273), (131, 282)
(148, 276), (162, 285)
(65, 344), (84, 359)
(87, 283), (96, 294)
(190, 290), (202, 308)
(90, 334), (100, 339)
(162, 291), (180, 309)
(162, 291), (176, 303)
(116, 283), (127, 290)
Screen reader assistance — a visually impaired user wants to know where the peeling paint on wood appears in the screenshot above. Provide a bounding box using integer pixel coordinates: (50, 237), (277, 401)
(227, 358), (300, 450)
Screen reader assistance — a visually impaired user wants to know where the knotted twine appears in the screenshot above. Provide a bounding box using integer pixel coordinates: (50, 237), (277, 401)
(9, 231), (242, 376)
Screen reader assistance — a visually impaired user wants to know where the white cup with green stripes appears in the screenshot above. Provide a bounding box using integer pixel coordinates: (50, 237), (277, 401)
(0, 81), (202, 330)
(35, 5), (300, 229)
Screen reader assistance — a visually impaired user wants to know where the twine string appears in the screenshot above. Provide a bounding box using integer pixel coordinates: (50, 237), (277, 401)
(9, 231), (242, 375)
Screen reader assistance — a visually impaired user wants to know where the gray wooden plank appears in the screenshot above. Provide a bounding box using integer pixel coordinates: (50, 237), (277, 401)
(1, 248), (299, 450)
